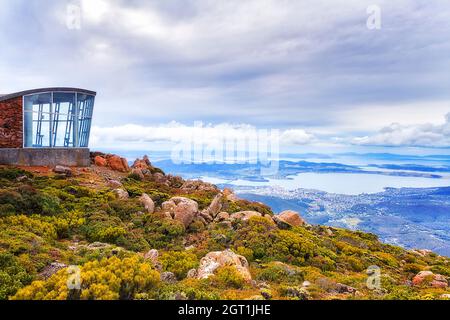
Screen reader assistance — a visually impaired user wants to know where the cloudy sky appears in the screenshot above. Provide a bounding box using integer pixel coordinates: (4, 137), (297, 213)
(0, 0), (449, 152)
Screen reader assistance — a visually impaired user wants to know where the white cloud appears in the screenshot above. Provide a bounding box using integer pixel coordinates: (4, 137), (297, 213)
(280, 129), (315, 145)
(90, 122), (316, 149)
(353, 113), (450, 147)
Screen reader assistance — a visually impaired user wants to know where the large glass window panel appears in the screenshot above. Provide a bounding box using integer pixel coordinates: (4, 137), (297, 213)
(23, 93), (52, 148)
(52, 92), (76, 147)
(77, 94), (95, 147)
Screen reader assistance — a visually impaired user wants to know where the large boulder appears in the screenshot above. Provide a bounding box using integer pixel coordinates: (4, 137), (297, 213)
(94, 156), (107, 167)
(161, 197), (199, 228)
(107, 155), (129, 172)
(139, 193), (155, 214)
(276, 210), (305, 227)
(195, 249), (252, 281)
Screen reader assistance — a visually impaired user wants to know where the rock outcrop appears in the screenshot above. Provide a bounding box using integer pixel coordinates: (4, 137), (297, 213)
(413, 271), (448, 288)
(161, 197), (199, 228)
(91, 152), (130, 172)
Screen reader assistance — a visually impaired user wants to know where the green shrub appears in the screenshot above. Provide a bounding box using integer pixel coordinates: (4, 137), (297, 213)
(144, 216), (185, 249)
(0, 168), (32, 180)
(159, 251), (199, 279)
(0, 253), (33, 300)
(211, 266), (246, 289)
(256, 262), (304, 284)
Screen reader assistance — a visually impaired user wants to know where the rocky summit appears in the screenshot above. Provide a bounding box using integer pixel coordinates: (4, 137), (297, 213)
(0, 153), (449, 300)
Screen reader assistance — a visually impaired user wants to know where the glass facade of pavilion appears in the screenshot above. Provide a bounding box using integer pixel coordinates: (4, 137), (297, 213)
(23, 90), (95, 148)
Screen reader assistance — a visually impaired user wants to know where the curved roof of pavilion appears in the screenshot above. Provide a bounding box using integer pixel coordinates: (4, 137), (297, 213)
(0, 88), (96, 102)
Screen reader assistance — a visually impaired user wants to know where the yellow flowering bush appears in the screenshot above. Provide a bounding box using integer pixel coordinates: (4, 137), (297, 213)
(12, 255), (160, 300)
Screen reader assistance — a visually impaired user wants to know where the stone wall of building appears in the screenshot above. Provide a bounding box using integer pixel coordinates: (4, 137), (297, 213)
(0, 148), (91, 167)
(0, 97), (23, 148)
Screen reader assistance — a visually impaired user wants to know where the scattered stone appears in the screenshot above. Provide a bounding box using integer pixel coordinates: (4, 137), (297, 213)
(144, 249), (162, 271)
(302, 281), (311, 288)
(54, 165), (73, 176)
(335, 283), (357, 294)
(16, 175), (29, 182)
(194, 249), (252, 281)
(254, 281), (270, 289)
(139, 193), (155, 214)
(187, 269), (198, 279)
(87, 242), (112, 250)
(411, 270), (448, 288)
(39, 262), (67, 279)
(161, 272), (177, 284)
(284, 287), (310, 300)
(144, 249), (159, 262)
(107, 179), (123, 189)
(113, 188), (129, 200)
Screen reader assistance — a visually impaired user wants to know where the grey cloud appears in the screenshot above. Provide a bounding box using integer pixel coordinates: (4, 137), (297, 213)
(0, 0), (449, 144)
